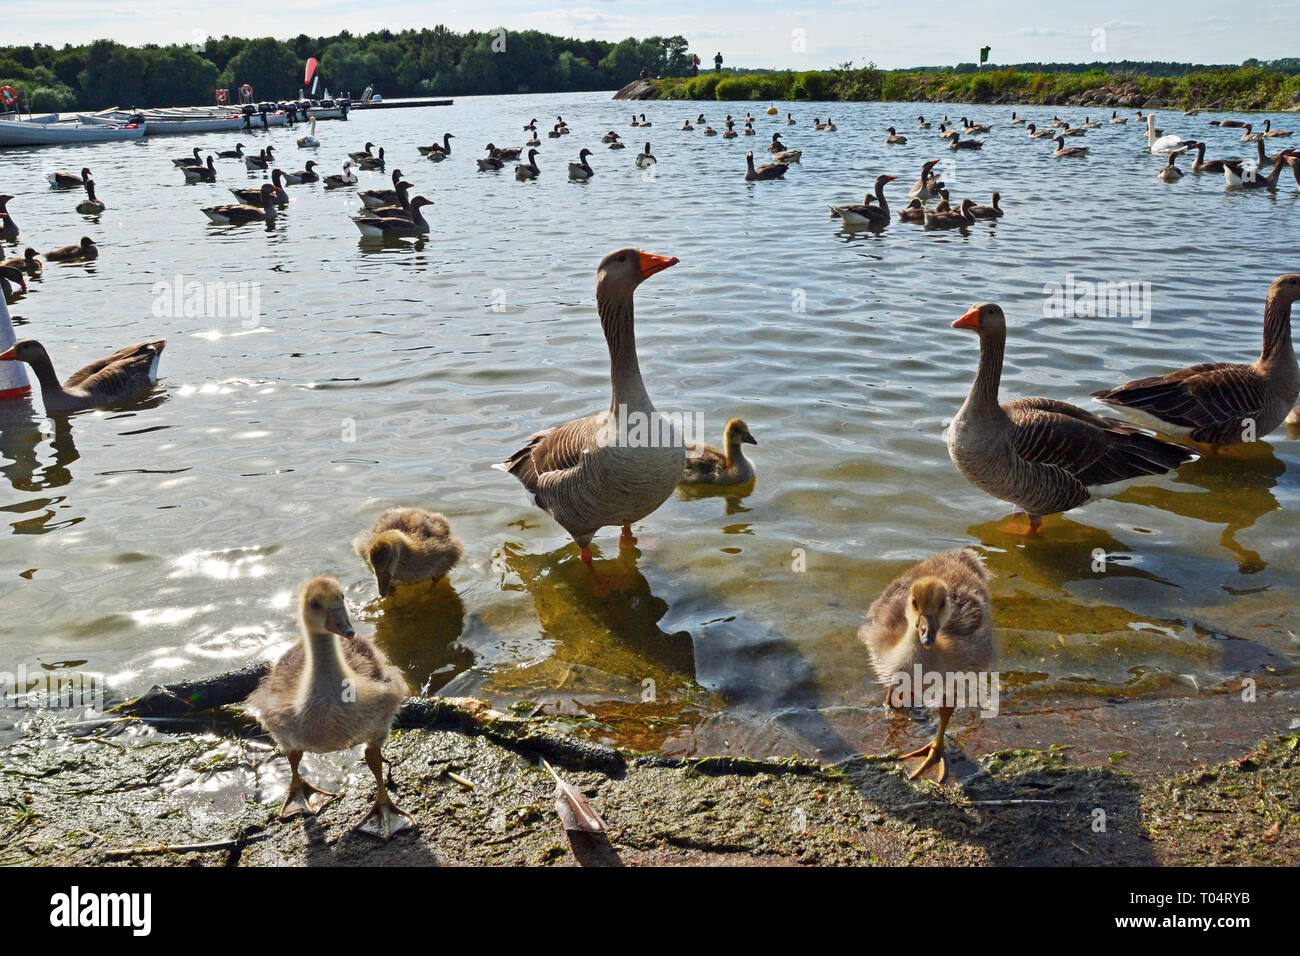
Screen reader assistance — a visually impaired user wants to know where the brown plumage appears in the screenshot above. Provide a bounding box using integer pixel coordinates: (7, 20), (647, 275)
(0, 195), (18, 240)
(682, 418), (757, 485)
(355, 508), (463, 596)
(924, 198), (976, 228)
(229, 169), (289, 205)
(0, 338), (165, 413)
(1091, 274), (1300, 448)
(969, 192), (1003, 219)
(744, 150), (787, 181)
(76, 179), (106, 214)
(46, 236), (98, 261)
(859, 548), (994, 782)
(0, 247), (40, 274)
(245, 577), (412, 839)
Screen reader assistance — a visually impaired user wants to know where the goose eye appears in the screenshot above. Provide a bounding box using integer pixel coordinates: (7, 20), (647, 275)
(310, 600), (321, 610)
(618, 255), (626, 262)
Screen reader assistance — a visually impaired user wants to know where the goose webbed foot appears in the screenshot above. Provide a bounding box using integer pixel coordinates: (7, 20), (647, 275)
(280, 751), (335, 819)
(356, 744), (413, 840)
(899, 706), (953, 782)
(999, 513), (1042, 536)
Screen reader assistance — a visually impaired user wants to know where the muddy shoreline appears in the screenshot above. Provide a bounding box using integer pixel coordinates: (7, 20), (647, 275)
(2, 692), (1295, 866)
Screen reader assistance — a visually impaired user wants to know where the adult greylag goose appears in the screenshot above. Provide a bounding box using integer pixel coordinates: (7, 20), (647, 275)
(46, 237), (98, 261)
(216, 143), (245, 159)
(323, 161), (358, 187)
(1185, 141), (1235, 173)
(201, 184), (278, 225)
(0, 196), (18, 240)
(348, 141), (377, 162)
(948, 302), (1195, 532)
(1240, 124), (1263, 143)
(924, 198), (976, 229)
(515, 149), (541, 179)
(859, 548), (993, 781)
(170, 148), (203, 168)
(969, 192), (1004, 219)
(1051, 136), (1088, 158)
(1223, 149), (1294, 188)
(47, 167), (91, 189)
(828, 174), (895, 226)
(0, 338), (165, 412)
(296, 119), (319, 148)
(76, 179), (106, 214)
(635, 142), (656, 167)
(420, 132), (454, 159)
(961, 117), (990, 134)
(494, 249), (684, 567)
(357, 147), (386, 170)
(916, 115), (931, 129)
(181, 155), (218, 182)
(0, 247), (41, 274)
(744, 150), (787, 181)
(1010, 111), (1025, 124)
(1156, 154), (1183, 181)
(1092, 274), (1300, 449)
(356, 508), (463, 597)
(245, 577), (412, 839)
(1262, 118), (1292, 138)
(1110, 110), (1127, 124)
(354, 182), (413, 219)
(1025, 123), (1053, 139)
(1210, 118), (1245, 128)
(568, 148), (595, 180)
(908, 159), (944, 199)
(359, 169), (405, 207)
(282, 160), (319, 184)
(885, 126), (907, 144)
(351, 196), (433, 238)
(949, 132), (983, 150)
(230, 169), (289, 205)
(245, 146), (275, 170)
(681, 418), (758, 485)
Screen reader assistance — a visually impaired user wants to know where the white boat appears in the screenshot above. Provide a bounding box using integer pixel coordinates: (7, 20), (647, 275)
(0, 112), (59, 124)
(79, 110), (286, 133)
(0, 120), (146, 147)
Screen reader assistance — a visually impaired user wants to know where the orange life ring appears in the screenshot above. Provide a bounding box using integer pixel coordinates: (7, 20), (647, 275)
(239, 84), (253, 99)
(0, 86), (17, 107)
(215, 89), (228, 104)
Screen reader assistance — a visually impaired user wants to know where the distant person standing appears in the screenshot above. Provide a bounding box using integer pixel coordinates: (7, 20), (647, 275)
(714, 51), (723, 72)
(692, 53), (700, 76)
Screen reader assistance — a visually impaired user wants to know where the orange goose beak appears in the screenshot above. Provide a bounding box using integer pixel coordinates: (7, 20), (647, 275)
(638, 251), (679, 279)
(0, 346), (17, 361)
(952, 307), (982, 331)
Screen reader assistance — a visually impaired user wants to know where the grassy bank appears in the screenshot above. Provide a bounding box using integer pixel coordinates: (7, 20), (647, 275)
(650, 66), (1300, 112)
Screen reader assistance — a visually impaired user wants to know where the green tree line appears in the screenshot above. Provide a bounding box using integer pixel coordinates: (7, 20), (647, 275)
(0, 28), (694, 112)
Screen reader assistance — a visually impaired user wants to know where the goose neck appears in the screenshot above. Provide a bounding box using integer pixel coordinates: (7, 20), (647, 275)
(598, 288), (650, 411)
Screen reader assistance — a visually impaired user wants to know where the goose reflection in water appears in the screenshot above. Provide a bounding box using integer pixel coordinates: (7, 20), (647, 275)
(365, 578), (470, 694)
(0, 401), (80, 493)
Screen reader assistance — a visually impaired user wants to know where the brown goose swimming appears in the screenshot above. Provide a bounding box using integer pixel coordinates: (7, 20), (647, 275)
(348, 141), (377, 162)
(418, 133), (455, 158)
(355, 181), (414, 219)
(924, 198), (976, 228)
(1262, 118), (1292, 138)
(356, 508), (463, 597)
(828, 173), (896, 226)
(949, 132), (983, 150)
(908, 159), (945, 199)
(568, 148), (595, 180)
(1109, 110), (1127, 124)
(245, 146), (275, 170)
(359, 168), (405, 207)
(859, 547), (993, 781)
(216, 143), (245, 159)
(0, 247), (41, 274)
(1091, 274), (1300, 449)
(1051, 136), (1088, 158)
(767, 132), (801, 162)
(76, 179), (106, 214)
(170, 147), (204, 168)
(201, 183), (277, 224)
(493, 249), (684, 568)
(1185, 141), (1235, 173)
(46, 236), (98, 261)
(681, 418), (757, 485)
(947, 303), (1194, 532)
(47, 166), (91, 189)
(230, 169), (289, 205)
(1025, 123), (1053, 139)
(0, 338), (165, 412)
(181, 155), (218, 182)
(357, 146), (386, 170)
(351, 195), (433, 237)
(744, 150), (787, 181)
(1156, 153), (1183, 181)
(282, 160), (320, 184)
(969, 192), (1003, 219)
(515, 149), (541, 179)
(885, 126), (907, 144)
(245, 577), (411, 839)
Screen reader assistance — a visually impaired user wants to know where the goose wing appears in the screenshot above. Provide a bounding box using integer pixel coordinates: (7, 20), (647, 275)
(1092, 362), (1267, 444)
(497, 412), (606, 494)
(65, 340), (164, 394)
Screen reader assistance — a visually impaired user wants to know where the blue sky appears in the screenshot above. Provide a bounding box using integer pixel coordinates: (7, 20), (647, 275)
(8, 1), (1299, 69)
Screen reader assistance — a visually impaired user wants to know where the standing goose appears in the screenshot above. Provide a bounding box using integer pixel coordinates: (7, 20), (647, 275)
(0, 338), (165, 412)
(635, 142), (656, 167)
(493, 249), (684, 567)
(947, 303), (1195, 532)
(201, 184), (277, 225)
(514, 148), (541, 180)
(969, 192), (1004, 219)
(420, 132), (455, 159)
(170, 148), (204, 168)
(181, 155), (218, 182)
(46, 236), (98, 261)
(47, 167), (91, 189)
(859, 548), (994, 781)
(245, 577), (412, 839)
(216, 143), (245, 159)
(351, 196), (433, 238)
(1051, 136), (1088, 158)
(568, 148), (595, 180)
(356, 509), (463, 597)
(245, 146), (275, 170)
(76, 179), (106, 214)
(359, 169), (406, 207)
(924, 198), (977, 229)
(1091, 274), (1300, 449)
(828, 174), (895, 226)
(885, 126), (907, 144)
(908, 159), (944, 199)
(744, 150), (787, 181)
(296, 119), (319, 148)
(282, 160), (320, 184)
(323, 161), (358, 188)
(1156, 153), (1183, 181)
(0, 247), (41, 274)
(230, 169), (290, 205)
(0, 195), (18, 240)
(681, 418), (758, 486)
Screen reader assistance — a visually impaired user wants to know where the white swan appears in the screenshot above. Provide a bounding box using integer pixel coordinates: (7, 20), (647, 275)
(1145, 113), (1187, 155)
(296, 118), (319, 148)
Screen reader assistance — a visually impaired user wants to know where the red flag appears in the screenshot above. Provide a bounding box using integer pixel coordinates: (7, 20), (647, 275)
(304, 58), (319, 84)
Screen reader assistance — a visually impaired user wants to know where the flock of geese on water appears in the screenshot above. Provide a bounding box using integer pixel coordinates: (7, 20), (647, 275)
(1, 102), (1299, 837)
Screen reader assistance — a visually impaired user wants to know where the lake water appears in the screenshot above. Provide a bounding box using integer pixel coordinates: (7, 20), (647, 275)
(2, 92), (1298, 771)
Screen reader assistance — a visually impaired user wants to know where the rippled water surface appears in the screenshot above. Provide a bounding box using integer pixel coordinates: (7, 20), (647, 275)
(2, 93), (1298, 762)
